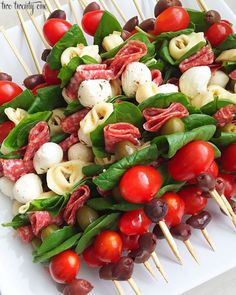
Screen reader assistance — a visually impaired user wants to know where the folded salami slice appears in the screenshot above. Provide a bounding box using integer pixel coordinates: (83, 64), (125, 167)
(179, 45), (214, 73)
(24, 122), (50, 161)
(63, 185), (90, 225)
(104, 123), (141, 153)
(59, 133), (79, 152)
(214, 105), (236, 127)
(151, 69), (163, 86)
(61, 109), (90, 134)
(0, 159), (34, 181)
(229, 69), (236, 80)
(143, 103), (189, 132)
(17, 225), (35, 243)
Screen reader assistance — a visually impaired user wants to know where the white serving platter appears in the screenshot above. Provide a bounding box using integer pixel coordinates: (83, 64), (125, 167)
(0, 1), (236, 294)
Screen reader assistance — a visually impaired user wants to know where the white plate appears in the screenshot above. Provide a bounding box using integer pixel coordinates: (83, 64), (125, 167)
(0, 1), (236, 295)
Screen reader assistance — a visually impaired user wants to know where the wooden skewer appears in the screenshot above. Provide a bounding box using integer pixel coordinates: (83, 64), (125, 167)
(127, 278), (142, 295)
(52, 0), (62, 9)
(132, 0), (145, 21)
(113, 280), (126, 295)
(78, 0), (86, 9)
(0, 26), (32, 75)
(44, 10), (50, 20)
(16, 10), (41, 74)
(44, 0), (53, 13)
(210, 190), (233, 221)
(183, 240), (199, 264)
(195, 0), (208, 12)
(143, 261), (156, 278)
(99, 0), (109, 11)
(201, 228), (214, 251)
(151, 252), (168, 282)
(69, 0), (81, 26)
(110, 0), (127, 22)
(220, 194), (236, 226)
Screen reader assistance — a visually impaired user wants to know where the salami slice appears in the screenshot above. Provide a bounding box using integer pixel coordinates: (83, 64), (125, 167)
(179, 45), (214, 73)
(229, 69), (236, 80)
(59, 133), (79, 152)
(63, 185), (90, 225)
(24, 122), (50, 161)
(104, 123), (141, 153)
(213, 105), (236, 127)
(17, 225), (35, 243)
(151, 69), (163, 86)
(0, 159), (34, 181)
(143, 103), (189, 132)
(61, 109), (90, 134)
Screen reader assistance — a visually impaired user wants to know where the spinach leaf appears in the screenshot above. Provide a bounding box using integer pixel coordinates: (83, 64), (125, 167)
(0, 152), (21, 159)
(28, 85), (66, 114)
(2, 111), (52, 153)
(87, 198), (142, 212)
(93, 144), (158, 190)
(50, 132), (68, 143)
(145, 58), (165, 71)
(151, 125), (216, 158)
(186, 9), (209, 32)
(209, 142), (221, 158)
(107, 95), (131, 103)
(201, 97), (236, 115)
(64, 100), (84, 115)
(162, 64), (181, 84)
(222, 61), (236, 73)
(159, 39), (175, 65)
(81, 55), (98, 64)
(211, 132), (236, 147)
(154, 28), (194, 42)
(156, 182), (186, 198)
(2, 214), (29, 229)
(216, 34), (236, 51)
(0, 90), (35, 122)
(58, 57), (82, 88)
(75, 213), (120, 254)
(175, 41), (206, 64)
(82, 164), (110, 177)
(47, 25), (87, 70)
(182, 114), (216, 130)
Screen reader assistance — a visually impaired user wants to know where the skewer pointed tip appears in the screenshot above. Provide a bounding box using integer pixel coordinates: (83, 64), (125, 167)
(151, 252), (168, 283)
(184, 240), (200, 264)
(201, 228), (215, 251)
(128, 278), (142, 295)
(143, 261), (157, 279)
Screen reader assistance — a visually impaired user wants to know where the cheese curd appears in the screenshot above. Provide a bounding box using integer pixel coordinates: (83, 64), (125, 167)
(0, 177), (14, 199)
(68, 143), (94, 162)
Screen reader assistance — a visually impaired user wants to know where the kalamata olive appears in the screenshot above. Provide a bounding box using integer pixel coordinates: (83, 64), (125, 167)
(196, 173), (216, 192)
(186, 211), (212, 230)
(112, 257), (134, 281)
(0, 72), (12, 81)
(160, 117), (185, 135)
(215, 178), (225, 195)
(31, 237), (42, 250)
(23, 74), (45, 90)
(170, 223), (191, 241)
(138, 232), (157, 253)
(41, 49), (51, 62)
(114, 140), (137, 161)
(63, 279), (93, 295)
(154, 0), (182, 17)
(205, 10), (221, 25)
(123, 16), (139, 32)
(128, 248), (151, 263)
(112, 186), (124, 203)
(144, 199), (168, 223)
(99, 263), (114, 280)
(83, 2), (101, 15)
(153, 224), (165, 239)
(56, 283), (66, 294)
(76, 205), (99, 230)
(139, 18), (155, 32)
(121, 30), (132, 41)
(220, 123), (236, 133)
(41, 224), (59, 240)
(48, 9), (66, 20)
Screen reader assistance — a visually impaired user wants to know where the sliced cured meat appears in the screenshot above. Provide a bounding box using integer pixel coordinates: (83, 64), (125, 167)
(63, 185), (90, 225)
(229, 69), (236, 80)
(17, 225), (35, 243)
(104, 123), (141, 153)
(0, 159), (34, 181)
(214, 105), (236, 127)
(59, 133), (79, 152)
(179, 45), (214, 73)
(61, 109), (90, 134)
(24, 122), (50, 161)
(151, 69), (163, 86)
(143, 103), (189, 132)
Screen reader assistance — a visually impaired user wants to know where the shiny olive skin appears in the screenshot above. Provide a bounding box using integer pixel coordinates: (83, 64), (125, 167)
(215, 178), (225, 195)
(205, 10), (221, 25)
(154, 0), (182, 17)
(160, 117), (185, 135)
(48, 9), (66, 20)
(83, 2), (101, 15)
(76, 205), (99, 230)
(144, 199), (168, 223)
(41, 224), (59, 240)
(41, 49), (51, 62)
(220, 123), (236, 133)
(153, 224), (165, 239)
(128, 248), (151, 263)
(170, 223), (191, 241)
(138, 232), (157, 253)
(123, 16), (139, 32)
(186, 211), (212, 230)
(121, 30), (132, 40)
(196, 173), (216, 192)
(114, 141), (137, 161)
(139, 18), (155, 32)
(112, 186), (124, 203)
(23, 74), (45, 90)
(0, 72), (12, 81)
(63, 279), (94, 295)
(31, 237), (42, 250)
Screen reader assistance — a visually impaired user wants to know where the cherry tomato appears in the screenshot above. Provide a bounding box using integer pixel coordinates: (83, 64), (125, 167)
(221, 144), (236, 172)
(81, 10), (104, 36)
(119, 209), (152, 236)
(168, 140), (215, 181)
(205, 21), (233, 47)
(43, 18), (72, 46)
(121, 233), (140, 251)
(119, 166), (162, 204)
(154, 7), (190, 35)
(188, 161), (219, 184)
(218, 173), (236, 200)
(179, 186), (208, 215)
(82, 245), (105, 268)
(49, 250), (80, 284)
(0, 81), (23, 105)
(42, 63), (61, 85)
(162, 192), (185, 227)
(0, 121), (15, 144)
(94, 230), (122, 263)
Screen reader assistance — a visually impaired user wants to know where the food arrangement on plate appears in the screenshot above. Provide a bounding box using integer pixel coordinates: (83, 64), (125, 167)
(0, 0), (236, 294)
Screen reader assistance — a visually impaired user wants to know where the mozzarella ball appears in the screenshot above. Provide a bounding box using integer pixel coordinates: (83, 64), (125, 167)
(80, 45), (102, 63)
(68, 143), (94, 162)
(157, 83), (179, 94)
(0, 177), (15, 199)
(33, 142), (63, 174)
(136, 81), (159, 103)
(78, 79), (112, 108)
(121, 62), (152, 97)
(13, 173), (43, 204)
(78, 128), (92, 147)
(209, 70), (229, 89)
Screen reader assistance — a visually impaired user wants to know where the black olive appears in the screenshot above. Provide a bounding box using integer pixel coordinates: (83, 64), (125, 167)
(144, 199), (168, 223)
(23, 74), (45, 90)
(112, 257), (134, 281)
(41, 49), (51, 62)
(196, 173), (216, 192)
(138, 232), (157, 253)
(205, 10), (221, 25)
(170, 223), (191, 241)
(0, 72), (12, 81)
(84, 2), (101, 15)
(48, 9), (66, 20)
(63, 279), (93, 295)
(153, 224), (165, 239)
(123, 16), (139, 32)
(186, 211), (212, 230)
(128, 248), (151, 263)
(139, 18), (155, 32)
(154, 0), (182, 17)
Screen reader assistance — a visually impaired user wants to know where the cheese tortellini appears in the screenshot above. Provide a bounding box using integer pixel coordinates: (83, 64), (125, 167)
(48, 108), (66, 135)
(4, 107), (27, 125)
(216, 49), (236, 62)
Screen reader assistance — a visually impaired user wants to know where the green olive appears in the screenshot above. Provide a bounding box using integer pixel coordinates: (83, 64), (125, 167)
(112, 186), (124, 203)
(76, 205), (99, 230)
(41, 224), (59, 241)
(114, 141), (137, 161)
(31, 237), (42, 250)
(160, 117), (185, 135)
(220, 123), (236, 133)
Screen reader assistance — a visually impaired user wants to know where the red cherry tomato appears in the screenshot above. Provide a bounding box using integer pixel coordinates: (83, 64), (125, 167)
(121, 233), (140, 251)
(49, 250), (80, 284)
(205, 21), (233, 47)
(119, 209), (152, 236)
(43, 18), (72, 46)
(179, 186), (208, 215)
(168, 140), (215, 181)
(81, 10), (104, 36)
(0, 121), (15, 144)
(162, 192), (185, 227)
(119, 166), (162, 204)
(42, 63), (61, 85)
(0, 81), (23, 105)
(221, 144), (236, 172)
(188, 161), (219, 184)
(218, 173), (236, 200)
(94, 230), (122, 263)
(154, 7), (190, 35)
(82, 245), (105, 268)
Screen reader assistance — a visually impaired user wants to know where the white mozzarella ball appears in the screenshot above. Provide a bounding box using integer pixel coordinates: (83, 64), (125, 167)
(13, 173), (43, 204)
(121, 62), (152, 97)
(209, 70), (230, 89)
(157, 83), (179, 94)
(0, 177), (15, 199)
(33, 142), (64, 174)
(68, 143), (94, 162)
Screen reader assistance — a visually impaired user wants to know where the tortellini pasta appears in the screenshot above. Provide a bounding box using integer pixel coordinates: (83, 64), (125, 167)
(48, 108), (66, 135)
(216, 49), (236, 62)
(4, 107), (27, 125)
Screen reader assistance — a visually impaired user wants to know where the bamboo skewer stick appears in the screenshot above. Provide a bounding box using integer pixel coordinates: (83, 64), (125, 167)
(183, 240), (199, 264)
(128, 278), (142, 295)
(69, 0), (81, 26)
(113, 281), (126, 295)
(52, 0), (62, 10)
(143, 261), (156, 278)
(44, 0), (53, 13)
(110, 0), (127, 22)
(99, 0), (109, 11)
(16, 10), (41, 74)
(151, 252), (168, 282)
(220, 194), (236, 226)
(44, 11), (50, 20)
(210, 190), (233, 221)
(132, 0), (145, 21)
(78, 0), (86, 9)
(0, 26), (32, 75)
(201, 228), (214, 251)
(196, 0), (208, 12)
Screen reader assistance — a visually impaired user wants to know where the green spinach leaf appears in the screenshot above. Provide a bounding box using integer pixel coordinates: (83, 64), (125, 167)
(159, 39), (175, 65)
(211, 132), (236, 147)
(175, 41), (206, 64)
(154, 28), (194, 42)
(222, 61), (236, 73)
(50, 132), (68, 143)
(156, 182), (186, 198)
(182, 114), (216, 130)
(186, 9), (209, 32)
(58, 56), (82, 88)
(87, 198), (142, 212)
(64, 100), (84, 115)
(201, 97), (236, 115)
(2, 214), (29, 229)
(82, 164), (110, 177)
(216, 34), (236, 51)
